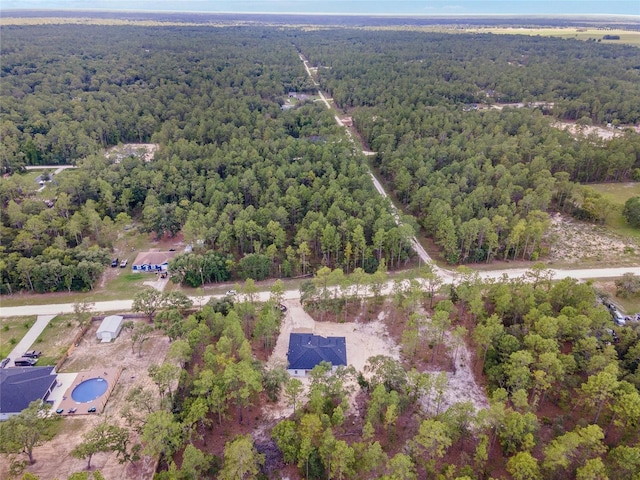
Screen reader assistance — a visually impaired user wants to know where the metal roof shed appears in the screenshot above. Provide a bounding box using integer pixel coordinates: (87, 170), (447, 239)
(96, 315), (124, 343)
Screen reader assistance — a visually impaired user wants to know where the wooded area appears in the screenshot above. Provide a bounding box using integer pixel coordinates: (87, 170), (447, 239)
(296, 30), (640, 263)
(3, 27), (640, 294)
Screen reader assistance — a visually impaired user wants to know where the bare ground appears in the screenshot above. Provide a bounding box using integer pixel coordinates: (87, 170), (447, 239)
(551, 120), (638, 141)
(104, 144), (158, 163)
(546, 212), (640, 266)
(262, 299), (400, 422)
(263, 299), (488, 426)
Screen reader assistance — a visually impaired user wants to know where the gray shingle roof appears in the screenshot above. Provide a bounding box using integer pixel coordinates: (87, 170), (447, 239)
(0, 367), (57, 415)
(287, 333), (347, 370)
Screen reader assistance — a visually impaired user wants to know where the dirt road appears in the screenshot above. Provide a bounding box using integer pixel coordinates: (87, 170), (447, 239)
(3, 266), (640, 318)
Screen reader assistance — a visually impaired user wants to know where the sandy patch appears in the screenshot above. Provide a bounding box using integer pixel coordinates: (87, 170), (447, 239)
(104, 143), (158, 163)
(546, 212), (639, 265)
(263, 300), (400, 421)
(551, 121), (634, 141)
(439, 333), (489, 413)
(263, 299), (487, 423)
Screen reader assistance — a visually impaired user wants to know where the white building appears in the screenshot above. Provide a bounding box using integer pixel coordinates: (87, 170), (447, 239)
(96, 315), (124, 342)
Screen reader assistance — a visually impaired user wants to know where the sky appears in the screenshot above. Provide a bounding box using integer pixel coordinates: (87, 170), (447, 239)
(2, 1), (639, 16)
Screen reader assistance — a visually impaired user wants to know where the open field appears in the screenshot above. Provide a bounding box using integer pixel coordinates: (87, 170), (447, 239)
(462, 27), (640, 46)
(589, 182), (640, 206)
(546, 212), (640, 267)
(588, 182), (640, 239)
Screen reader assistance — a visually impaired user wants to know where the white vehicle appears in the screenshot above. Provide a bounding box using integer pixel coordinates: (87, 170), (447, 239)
(613, 311), (626, 326)
(226, 290), (237, 296)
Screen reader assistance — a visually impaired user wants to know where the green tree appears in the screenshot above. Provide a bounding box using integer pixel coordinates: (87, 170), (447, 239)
(285, 377), (304, 413)
(381, 453), (417, 480)
(148, 362), (181, 406)
(507, 451), (541, 480)
(412, 419), (452, 471)
(498, 410), (539, 455)
(473, 314), (504, 368)
(575, 458), (608, 480)
(141, 410), (183, 459)
(73, 300), (94, 328)
(219, 434), (264, 480)
(263, 365), (288, 402)
(608, 445), (640, 480)
(0, 401), (60, 464)
(132, 288), (166, 322)
(542, 425), (606, 478)
(154, 308), (184, 342)
(580, 364), (619, 424)
(131, 322), (155, 357)
(224, 360), (263, 424)
(272, 420), (299, 464)
(180, 444), (211, 480)
(622, 196), (640, 227)
(70, 422), (131, 469)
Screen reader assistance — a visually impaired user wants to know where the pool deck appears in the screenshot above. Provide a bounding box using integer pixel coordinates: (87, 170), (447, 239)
(53, 368), (121, 416)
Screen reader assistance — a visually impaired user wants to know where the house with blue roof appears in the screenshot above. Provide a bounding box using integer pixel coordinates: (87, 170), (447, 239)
(0, 366), (57, 421)
(287, 333), (347, 377)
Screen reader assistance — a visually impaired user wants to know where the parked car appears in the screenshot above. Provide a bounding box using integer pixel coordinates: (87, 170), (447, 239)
(23, 350), (42, 358)
(14, 357), (37, 366)
(0, 358), (10, 368)
(612, 310), (626, 326)
(277, 303), (287, 313)
(119, 259), (128, 268)
(226, 290), (237, 296)
(111, 258), (119, 267)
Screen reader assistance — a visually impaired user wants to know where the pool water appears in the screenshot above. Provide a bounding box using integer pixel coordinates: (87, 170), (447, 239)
(71, 378), (108, 403)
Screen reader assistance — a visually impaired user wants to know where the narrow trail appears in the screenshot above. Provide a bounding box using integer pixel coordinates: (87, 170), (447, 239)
(296, 49), (435, 269)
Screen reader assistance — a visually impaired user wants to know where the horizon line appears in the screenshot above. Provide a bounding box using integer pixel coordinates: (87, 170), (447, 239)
(2, 9), (639, 19)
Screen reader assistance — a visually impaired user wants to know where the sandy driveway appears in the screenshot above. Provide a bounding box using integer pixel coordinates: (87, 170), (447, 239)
(268, 299), (398, 374)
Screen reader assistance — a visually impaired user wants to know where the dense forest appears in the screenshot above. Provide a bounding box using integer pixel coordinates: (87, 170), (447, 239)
(296, 30), (640, 263)
(0, 26), (414, 293)
(2, 267), (639, 479)
(3, 27), (640, 295)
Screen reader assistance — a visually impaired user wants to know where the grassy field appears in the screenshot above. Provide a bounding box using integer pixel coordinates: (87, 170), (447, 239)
(588, 182), (640, 238)
(463, 27), (640, 47)
(0, 315), (77, 364)
(589, 182), (640, 205)
(0, 316), (36, 358)
(31, 314), (79, 366)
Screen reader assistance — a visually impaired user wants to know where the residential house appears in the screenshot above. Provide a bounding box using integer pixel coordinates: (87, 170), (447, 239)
(0, 367), (57, 421)
(131, 251), (177, 272)
(287, 333), (347, 377)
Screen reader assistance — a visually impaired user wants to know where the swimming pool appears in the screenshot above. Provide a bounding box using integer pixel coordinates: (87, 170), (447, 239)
(71, 377), (109, 403)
